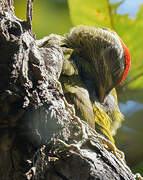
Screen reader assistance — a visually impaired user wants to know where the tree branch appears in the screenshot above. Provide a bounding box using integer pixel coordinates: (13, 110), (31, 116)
(26, 0), (34, 30)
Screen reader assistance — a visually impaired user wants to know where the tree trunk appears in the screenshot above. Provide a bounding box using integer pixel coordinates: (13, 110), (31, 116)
(0, 0), (138, 179)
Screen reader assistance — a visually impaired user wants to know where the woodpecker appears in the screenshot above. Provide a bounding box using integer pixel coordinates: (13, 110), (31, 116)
(59, 25), (131, 143)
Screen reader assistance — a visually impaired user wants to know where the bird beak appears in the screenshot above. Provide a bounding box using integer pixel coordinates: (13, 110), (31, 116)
(98, 85), (106, 103)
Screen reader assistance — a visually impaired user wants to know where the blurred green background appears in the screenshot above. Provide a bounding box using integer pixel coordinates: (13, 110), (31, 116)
(14, 0), (73, 38)
(14, 0), (143, 175)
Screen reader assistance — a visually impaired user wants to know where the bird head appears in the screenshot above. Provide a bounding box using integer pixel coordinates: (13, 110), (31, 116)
(64, 25), (131, 103)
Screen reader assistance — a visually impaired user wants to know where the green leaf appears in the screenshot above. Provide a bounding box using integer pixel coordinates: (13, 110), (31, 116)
(68, 0), (143, 89)
(112, 4), (143, 89)
(68, 0), (112, 28)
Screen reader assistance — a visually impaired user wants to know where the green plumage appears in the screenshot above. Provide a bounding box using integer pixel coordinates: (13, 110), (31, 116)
(60, 54), (123, 143)
(59, 25), (125, 143)
(45, 25), (125, 143)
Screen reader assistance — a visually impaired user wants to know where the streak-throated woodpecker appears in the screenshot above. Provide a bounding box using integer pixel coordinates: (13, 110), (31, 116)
(59, 25), (131, 143)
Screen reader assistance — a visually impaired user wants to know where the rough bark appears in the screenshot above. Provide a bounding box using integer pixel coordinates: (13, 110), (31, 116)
(0, 0), (138, 180)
